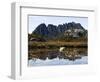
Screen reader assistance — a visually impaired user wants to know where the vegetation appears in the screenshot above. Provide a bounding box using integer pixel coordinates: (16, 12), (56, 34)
(28, 33), (87, 50)
(28, 22), (88, 61)
(29, 41), (87, 50)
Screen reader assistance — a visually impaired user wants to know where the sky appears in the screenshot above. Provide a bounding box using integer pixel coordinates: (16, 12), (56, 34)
(28, 15), (88, 33)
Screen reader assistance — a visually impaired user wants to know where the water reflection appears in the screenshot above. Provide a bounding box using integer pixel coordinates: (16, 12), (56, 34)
(28, 48), (87, 66)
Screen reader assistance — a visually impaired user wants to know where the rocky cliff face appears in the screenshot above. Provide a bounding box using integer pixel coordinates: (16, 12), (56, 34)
(32, 22), (87, 39)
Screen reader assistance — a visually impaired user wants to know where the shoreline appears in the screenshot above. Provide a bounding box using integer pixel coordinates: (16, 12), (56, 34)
(28, 41), (88, 49)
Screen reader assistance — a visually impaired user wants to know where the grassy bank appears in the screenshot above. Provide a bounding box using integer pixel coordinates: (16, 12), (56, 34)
(28, 41), (87, 49)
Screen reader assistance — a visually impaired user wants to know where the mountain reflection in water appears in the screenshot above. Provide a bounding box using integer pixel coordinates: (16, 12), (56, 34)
(28, 48), (88, 66)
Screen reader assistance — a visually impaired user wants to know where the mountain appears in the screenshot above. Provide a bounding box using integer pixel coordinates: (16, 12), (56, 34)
(32, 22), (87, 40)
(67, 22), (85, 30)
(33, 23), (49, 36)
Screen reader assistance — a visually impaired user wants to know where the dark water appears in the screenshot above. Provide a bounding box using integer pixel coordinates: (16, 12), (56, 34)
(28, 48), (88, 66)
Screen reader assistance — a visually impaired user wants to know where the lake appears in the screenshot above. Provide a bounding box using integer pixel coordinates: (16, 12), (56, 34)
(28, 48), (88, 66)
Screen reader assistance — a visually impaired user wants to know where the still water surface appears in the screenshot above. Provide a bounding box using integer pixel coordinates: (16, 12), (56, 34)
(28, 48), (88, 66)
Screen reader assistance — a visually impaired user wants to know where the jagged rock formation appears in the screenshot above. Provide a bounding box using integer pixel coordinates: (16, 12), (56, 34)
(32, 22), (87, 40)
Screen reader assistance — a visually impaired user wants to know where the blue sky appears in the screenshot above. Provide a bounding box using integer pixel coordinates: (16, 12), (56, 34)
(28, 15), (88, 33)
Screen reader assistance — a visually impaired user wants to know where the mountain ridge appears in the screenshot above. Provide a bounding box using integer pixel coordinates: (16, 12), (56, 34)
(32, 22), (87, 40)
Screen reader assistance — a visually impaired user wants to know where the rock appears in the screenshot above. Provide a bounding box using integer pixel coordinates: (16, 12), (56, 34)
(32, 22), (87, 39)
